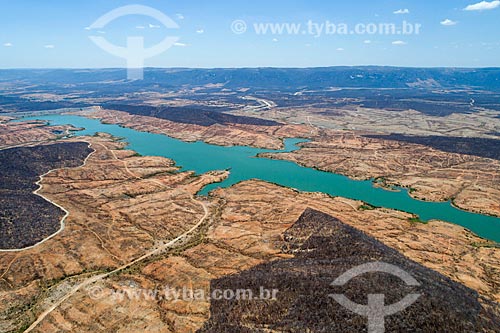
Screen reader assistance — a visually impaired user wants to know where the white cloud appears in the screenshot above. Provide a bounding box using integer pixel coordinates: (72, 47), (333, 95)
(176, 13), (184, 20)
(3, 42), (12, 47)
(336, 47), (345, 51)
(173, 42), (187, 47)
(196, 29), (205, 34)
(272, 38), (279, 42)
(363, 40), (372, 44)
(464, 0), (500, 10)
(392, 40), (407, 45)
(149, 23), (160, 29)
(44, 44), (55, 49)
(441, 19), (458, 26)
(84, 27), (105, 33)
(393, 8), (410, 14)
(136, 25), (145, 29)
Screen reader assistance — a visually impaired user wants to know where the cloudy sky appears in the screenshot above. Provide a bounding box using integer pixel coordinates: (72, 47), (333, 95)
(1, 0), (499, 68)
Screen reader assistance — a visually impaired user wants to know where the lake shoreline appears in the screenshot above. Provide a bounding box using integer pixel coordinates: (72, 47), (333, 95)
(16, 114), (500, 243)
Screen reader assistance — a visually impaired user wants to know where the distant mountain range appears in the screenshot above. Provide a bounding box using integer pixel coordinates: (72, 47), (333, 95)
(1, 67), (500, 91)
(2, 67), (500, 117)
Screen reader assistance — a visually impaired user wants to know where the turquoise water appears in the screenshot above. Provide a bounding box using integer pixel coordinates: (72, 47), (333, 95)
(22, 115), (500, 242)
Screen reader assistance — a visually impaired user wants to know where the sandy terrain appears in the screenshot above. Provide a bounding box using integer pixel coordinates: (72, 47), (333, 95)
(0, 135), (227, 332)
(73, 108), (311, 149)
(0, 118), (73, 149)
(261, 130), (500, 217)
(231, 105), (500, 139)
(0, 119), (498, 332)
(69, 110), (500, 217)
(22, 180), (499, 332)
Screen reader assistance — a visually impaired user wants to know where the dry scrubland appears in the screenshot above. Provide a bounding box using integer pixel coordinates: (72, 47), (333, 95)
(0, 117), (498, 332)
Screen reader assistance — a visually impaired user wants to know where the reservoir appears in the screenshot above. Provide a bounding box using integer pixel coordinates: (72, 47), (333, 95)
(22, 115), (500, 243)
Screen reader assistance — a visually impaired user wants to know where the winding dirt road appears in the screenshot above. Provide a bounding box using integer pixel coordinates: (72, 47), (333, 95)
(24, 196), (209, 332)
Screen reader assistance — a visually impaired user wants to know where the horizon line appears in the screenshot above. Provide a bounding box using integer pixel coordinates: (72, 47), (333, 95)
(1, 65), (500, 70)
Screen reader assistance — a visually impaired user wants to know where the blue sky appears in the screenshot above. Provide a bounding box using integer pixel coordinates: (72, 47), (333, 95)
(0, 0), (499, 68)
